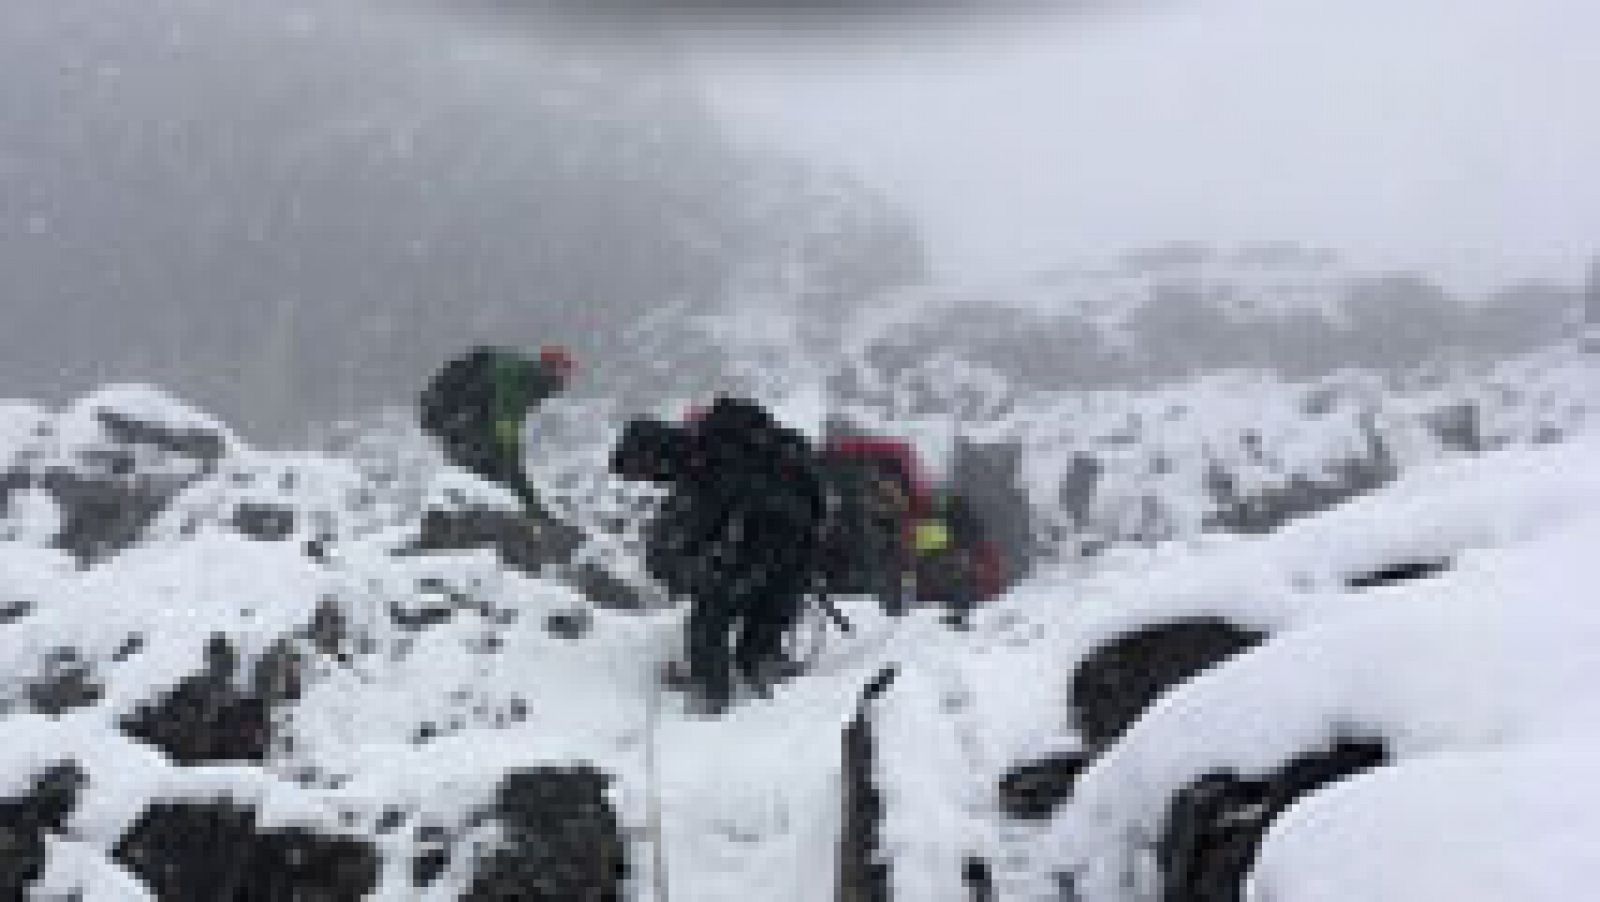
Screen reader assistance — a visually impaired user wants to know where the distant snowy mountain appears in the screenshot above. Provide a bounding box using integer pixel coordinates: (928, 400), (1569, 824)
(841, 246), (1583, 392)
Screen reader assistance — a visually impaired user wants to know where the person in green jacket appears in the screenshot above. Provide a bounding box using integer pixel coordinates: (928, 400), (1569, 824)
(418, 345), (575, 512)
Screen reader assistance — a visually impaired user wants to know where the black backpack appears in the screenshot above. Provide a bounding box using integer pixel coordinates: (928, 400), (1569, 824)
(816, 459), (906, 599)
(610, 417), (692, 486)
(418, 348), (499, 443)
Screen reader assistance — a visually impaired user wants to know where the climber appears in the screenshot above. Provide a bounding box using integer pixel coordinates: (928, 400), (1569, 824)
(611, 397), (827, 715)
(913, 490), (1005, 628)
(418, 345), (575, 514)
(815, 435), (930, 617)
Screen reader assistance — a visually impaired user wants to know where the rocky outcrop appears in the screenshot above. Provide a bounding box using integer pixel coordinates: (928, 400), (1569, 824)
(950, 437), (1039, 587)
(1201, 415), (1398, 537)
(838, 666), (899, 902)
(462, 766), (627, 901)
(230, 502), (298, 542)
(114, 801), (380, 901)
(1071, 619), (1265, 752)
(1423, 402), (1483, 455)
(998, 751), (1091, 821)
(0, 762), (87, 897)
(25, 647), (103, 716)
(119, 634), (301, 765)
(40, 468), (189, 565)
(401, 506), (586, 576)
(1157, 738), (1388, 902)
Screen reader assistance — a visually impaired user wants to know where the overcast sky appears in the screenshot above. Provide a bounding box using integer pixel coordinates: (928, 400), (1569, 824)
(688, 0), (1599, 293)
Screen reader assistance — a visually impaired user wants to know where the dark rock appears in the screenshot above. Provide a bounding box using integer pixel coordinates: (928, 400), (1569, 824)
(963, 857), (994, 902)
(563, 560), (649, 610)
(507, 697), (529, 723)
(114, 801), (379, 902)
(22, 409), (229, 565)
(94, 409), (226, 464)
(302, 598), (348, 659)
(544, 607), (593, 641)
(1157, 738), (1387, 902)
(374, 809), (407, 835)
(1423, 402), (1482, 454)
(0, 762), (87, 897)
(27, 652), (104, 716)
(950, 438), (1038, 586)
(390, 600), (456, 631)
(119, 634), (297, 765)
(0, 468), (28, 517)
(111, 632), (146, 662)
(251, 639), (304, 702)
(0, 599), (33, 624)
(839, 666), (898, 902)
(416, 823), (450, 845)
(1056, 451), (1107, 527)
(1346, 558), (1451, 589)
(462, 766), (627, 901)
(401, 507), (586, 576)
(1072, 619), (1265, 751)
(304, 537), (329, 563)
(413, 846), (452, 887)
(998, 751), (1091, 820)
(231, 503), (297, 542)
(40, 470), (181, 566)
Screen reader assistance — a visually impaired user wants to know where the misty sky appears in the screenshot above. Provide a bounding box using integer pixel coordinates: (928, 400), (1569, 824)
(692, 0), (1600, 293)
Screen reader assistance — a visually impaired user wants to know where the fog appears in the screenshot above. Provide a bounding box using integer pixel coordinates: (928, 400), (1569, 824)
(696, 0), (1600, 292)
(1, 0), (1594, 439)
(0, 0), (921, 437)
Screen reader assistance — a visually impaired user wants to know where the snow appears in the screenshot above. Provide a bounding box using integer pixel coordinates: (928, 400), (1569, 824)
(33, 835), (156, 901)
(1007, 443), (1600, 900)
(2, 342), (1597, 899)
(831, 336), (1595, 555)
(859, 423), (1600, 901)
(1, 534), (330, 718)
(1250, 734), (1600, 902)
(31, 385), (237, 475)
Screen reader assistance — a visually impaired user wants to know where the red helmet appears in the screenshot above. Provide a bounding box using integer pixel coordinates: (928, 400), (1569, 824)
(539, 345), (576, 381)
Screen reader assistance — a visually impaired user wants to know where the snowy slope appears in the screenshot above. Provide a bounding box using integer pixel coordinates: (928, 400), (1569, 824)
(866, 429), (1600, 901)
(1, 341), (1596, 900)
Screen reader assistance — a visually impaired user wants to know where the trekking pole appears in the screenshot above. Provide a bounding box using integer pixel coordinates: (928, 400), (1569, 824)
(815, 591), (854, 634)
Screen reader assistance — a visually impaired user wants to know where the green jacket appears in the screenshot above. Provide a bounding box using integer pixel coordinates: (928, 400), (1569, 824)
(419, 346), (565, 480)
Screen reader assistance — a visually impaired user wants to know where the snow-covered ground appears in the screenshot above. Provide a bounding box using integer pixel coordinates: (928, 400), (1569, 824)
(2, 338), (1596, 899)
(868, 415), (1600, 901)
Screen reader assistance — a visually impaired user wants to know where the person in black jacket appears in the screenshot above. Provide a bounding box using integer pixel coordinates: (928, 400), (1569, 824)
(611, 397), (826, 715)
(418, 345), (575, 513)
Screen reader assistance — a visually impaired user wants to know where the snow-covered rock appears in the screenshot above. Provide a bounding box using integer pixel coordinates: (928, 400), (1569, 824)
(1, 338), (1595, 900)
